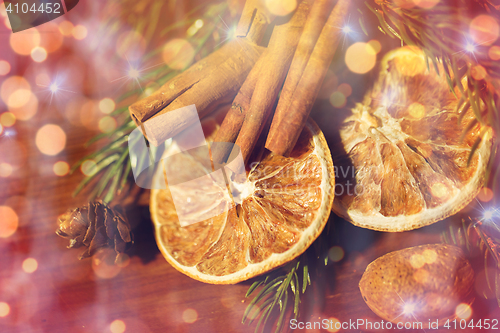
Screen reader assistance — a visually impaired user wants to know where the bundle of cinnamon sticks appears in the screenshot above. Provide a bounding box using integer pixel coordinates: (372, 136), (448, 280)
(129, 0), (351, 163)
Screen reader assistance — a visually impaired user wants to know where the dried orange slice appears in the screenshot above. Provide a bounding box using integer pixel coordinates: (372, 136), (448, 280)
(331, 46), (493, 231)
(150, 117), (334, 284)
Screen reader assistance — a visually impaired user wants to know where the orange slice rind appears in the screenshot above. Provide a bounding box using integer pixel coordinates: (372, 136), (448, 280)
(150, 118), (334, 284)
(331, 46), (494, 231)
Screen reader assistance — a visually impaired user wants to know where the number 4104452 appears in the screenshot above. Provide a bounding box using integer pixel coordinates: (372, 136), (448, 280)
(5, 2), (61, 14)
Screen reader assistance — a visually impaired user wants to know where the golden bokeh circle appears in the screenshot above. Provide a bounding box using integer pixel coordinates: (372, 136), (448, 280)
(345, 42), (377, 74)
(35, 124), (66, 156)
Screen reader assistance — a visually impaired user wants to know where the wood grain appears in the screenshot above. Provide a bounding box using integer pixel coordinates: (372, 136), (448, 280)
(0, 118), (497, 332)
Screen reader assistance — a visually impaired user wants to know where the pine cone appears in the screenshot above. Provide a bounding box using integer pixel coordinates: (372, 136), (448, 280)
(56, 201), (133, 263)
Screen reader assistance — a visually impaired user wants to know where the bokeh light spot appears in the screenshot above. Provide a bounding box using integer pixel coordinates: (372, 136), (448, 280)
(410, 254), (426, 269)
(431, 182), (447, 198)
(8, 89), (30, 108)
(10, 91), (38, 121)
(328, 246), (345, 262)
(394, 47), (426, 76)
(0, 206), (18, 238)
(367, 40), (382, 54)
(99, 116), (117, 133)
(92, 248), (122, 279)
(408, 102), (426, 119)
(393, 0), (416, 9)
(1, 76), (30, 105)
(59, 21), (74, 36)
(470, 15), (499, 46)
(0, 112), (16, 127)
(0, 163), (13, 177)
(489, 46), (500, 60)
(72, 25), (88, 40)
(31, 46), (47, 62)
(22, 258), (38, 273)
(413, 0), (440, 9)
(115, 253), (131, 268)
(345, 42), (377, 74)
(182, 309), (198, 323)
(188, 19), (204, 36)
(337, 83), (352, 97)
(455, 303), (472, 320)
(471, 65), (487, 81)
(422, 249), (437, 264)
(330, 91), (346, 108)
(110, 319), (126, 333)
(326, 317), (341, 332)
(39, 22), (63, 53)
(99, 98), (115, 114)
(478, 187), (494, 202)
(162, 39), (195, 70)
(35, 124), (66, 156)
(80, 100), (100, 129)
(0, 302), (10, 317)
(0, 60), (10, 76)
(10, 28), (40, 55)
(53, 161), (69, 176)
(81, 160), (97, 176)
(265, 0), (297, 16)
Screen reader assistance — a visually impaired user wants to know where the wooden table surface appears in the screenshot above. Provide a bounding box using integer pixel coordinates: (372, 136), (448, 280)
(1, 118), (499, 333)
(1, 1), (500, 332)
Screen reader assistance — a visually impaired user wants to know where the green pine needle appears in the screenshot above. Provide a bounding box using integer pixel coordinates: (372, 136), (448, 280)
(71, 2), (228, 203)
(242, 261), (306, 333)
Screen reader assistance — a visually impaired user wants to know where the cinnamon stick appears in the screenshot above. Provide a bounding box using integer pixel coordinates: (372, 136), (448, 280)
(129, 40), (248, 125)
(138, 39), (263, 146)
(235, 0), (312, 163)
(236, 0), (274, 43)
(128, 0), (271, 145)
(211, 49), (267, 164)
(266, 0), (336, 142)
(266, 0), (351, 156)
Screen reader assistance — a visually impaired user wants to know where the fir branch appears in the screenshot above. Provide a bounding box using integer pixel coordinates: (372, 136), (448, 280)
(442, 216), (500, 306)
(242, 260), (309, 333)
(72, 2), (229, 203)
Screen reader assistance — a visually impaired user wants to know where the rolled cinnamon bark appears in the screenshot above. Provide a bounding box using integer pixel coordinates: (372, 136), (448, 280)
(266, 0), (351, 156)
(266, 0), (336, 144)
(235, 0), (313, 163)
(236, 0), (274, 43)
(128, 0), (271, 145)
(136, 39), (264, 147)
(129, 40), (245, 126)
(211, 49), (267, 164)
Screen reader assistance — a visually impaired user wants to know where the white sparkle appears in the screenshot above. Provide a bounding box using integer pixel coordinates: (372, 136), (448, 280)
(403, 303), (416, 315)
(465, 43), (476, 53)
(128, 68), (140, 79)
(342, 25), (353, 34)
(49, 83), (59, 93)
(483, 209), (495, 221)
